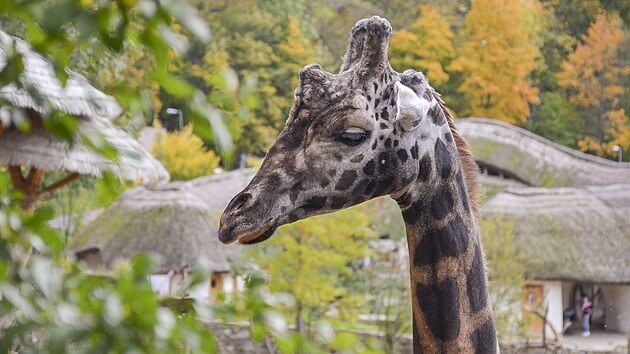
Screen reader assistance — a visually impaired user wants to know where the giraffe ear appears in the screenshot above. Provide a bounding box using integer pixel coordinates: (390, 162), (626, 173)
(394, 82), (435, 132)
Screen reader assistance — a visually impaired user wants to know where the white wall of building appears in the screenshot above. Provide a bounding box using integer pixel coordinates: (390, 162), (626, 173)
(542, 281), (564, 339)
(222, 273), (234, 293)
(601, 284), (630, 333)
(188, 279), (211, 298)
(150, 274), (172, 296)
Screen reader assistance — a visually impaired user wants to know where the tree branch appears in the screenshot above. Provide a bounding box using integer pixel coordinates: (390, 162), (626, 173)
(523, 304), (563, 347)
(39, 173), (81, 195)
(8, 165), (26, 191)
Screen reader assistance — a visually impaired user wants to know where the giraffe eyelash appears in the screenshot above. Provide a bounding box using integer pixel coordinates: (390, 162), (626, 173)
(338, 128), (369, 146)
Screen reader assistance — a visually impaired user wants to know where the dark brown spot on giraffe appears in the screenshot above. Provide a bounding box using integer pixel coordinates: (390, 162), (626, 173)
(330, 196), (345, 210)
(379, 122), (388, 129)
(335, 170), (357, 190)
(456, 173), (471, 213)
(396, 148), (408, 163)
(266, 172), (282, 187)
(373, 175), (394, 197)
(363, 180), (376, 197)
(371, 140), (378, 150)
(385, 138), (392, 148)
(471, 318), (498, 354)
(302, 196), (327, 212)
(350, 154), (364, 163)
(434, 139), (452, 179)
(367, 95), (372, 101)
(416, 277), (461, 342)
(379, 135), (384, 140)
(412, 318), (423, 354)
(377, 151), (396, 174)
(467, 243), (488, 314)
(412, 215), (468, 266)
(319, 176), (331, 188)
(430, 185), (454, 220)
(423, 90), (433, 101)
(430, 106), (446, 125)
(381, 108), (389, 120)
(373, 82), (378, 92)
(382, 83), (393, 101)
(351, 178), (374, 197)
(445, 131), (453, 144)
(363, 160), (375, 175)
(417, 155), (432, 182)
(393, 139), (399, 147)
(374, 98), (380, 107)
(333, 152), (343, 161)
(410, 142), (419, 159)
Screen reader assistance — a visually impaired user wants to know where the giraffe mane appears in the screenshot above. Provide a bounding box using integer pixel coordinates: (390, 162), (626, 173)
(433, 92), (481, 218)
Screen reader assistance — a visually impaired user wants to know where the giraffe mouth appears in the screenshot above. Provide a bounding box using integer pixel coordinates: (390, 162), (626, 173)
(237, 225), (277, 245)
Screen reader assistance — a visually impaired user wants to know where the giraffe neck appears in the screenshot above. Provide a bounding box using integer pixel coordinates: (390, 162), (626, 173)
(394, 131), (497, 353)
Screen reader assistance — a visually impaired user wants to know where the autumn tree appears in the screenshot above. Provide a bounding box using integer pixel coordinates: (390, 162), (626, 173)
(277, 15), (320, 96)
(450, 0), (543, 124)
(558, 12), (630, 159)
(250, 206), (373, 337)
(389, 6), (455, 89)
(152, 123), (220, 181)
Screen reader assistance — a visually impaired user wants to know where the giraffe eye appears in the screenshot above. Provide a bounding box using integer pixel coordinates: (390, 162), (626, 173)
(338, 128), (369, 146)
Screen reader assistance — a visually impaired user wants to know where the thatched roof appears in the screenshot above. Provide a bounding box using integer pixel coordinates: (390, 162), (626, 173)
(482, 184), (630, 284)
(68, 169), (257, 273)
(0, 31), (121, 119)
(0, 31), (168, 182)
(457, 118), (630, 187)
(0, 117), (169, 181)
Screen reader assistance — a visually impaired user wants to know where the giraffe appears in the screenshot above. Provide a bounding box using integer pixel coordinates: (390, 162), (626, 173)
(218, 16), (497, 353)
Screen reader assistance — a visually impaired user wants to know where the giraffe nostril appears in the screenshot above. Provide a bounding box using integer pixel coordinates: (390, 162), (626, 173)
(228, 192), (252, 214)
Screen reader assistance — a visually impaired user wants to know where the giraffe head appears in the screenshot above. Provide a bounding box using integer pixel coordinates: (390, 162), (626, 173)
(218, 16), (449, 244)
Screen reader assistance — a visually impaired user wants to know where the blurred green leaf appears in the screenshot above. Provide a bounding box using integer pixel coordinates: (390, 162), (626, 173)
(330, 332), (361, 351)
(148, 71), (195, 98)
(81, 131), (119, 161)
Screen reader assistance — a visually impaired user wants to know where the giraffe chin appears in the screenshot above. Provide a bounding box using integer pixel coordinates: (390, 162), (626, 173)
(237, 226), (276, 245)
(217, 223), (276, 245)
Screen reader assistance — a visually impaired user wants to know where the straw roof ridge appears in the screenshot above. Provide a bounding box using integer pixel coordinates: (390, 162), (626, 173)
(456, 118), (630, 187)
(0, 31), (122, 119)
(459, 118), (628, 167)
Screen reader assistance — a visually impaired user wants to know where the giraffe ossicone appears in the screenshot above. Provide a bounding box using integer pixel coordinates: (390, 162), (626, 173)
(218, 15), (497, 353)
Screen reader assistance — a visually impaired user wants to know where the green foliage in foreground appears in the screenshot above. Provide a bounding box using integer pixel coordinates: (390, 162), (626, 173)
(250, 206), (373, 337)
(479, 217), (527, 341)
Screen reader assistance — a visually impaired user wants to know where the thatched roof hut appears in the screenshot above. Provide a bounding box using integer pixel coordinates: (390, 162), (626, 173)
(0, 31), (121, 119)
(483, 184), (630, 284)
(0, 115), (169, 182)
(0, 31), (168, 208)
(457, 118), (630, 187)
(68, 169), (256, 273)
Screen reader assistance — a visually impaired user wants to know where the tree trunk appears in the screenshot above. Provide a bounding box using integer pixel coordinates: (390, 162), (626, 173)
(295, 301), (305, 337)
